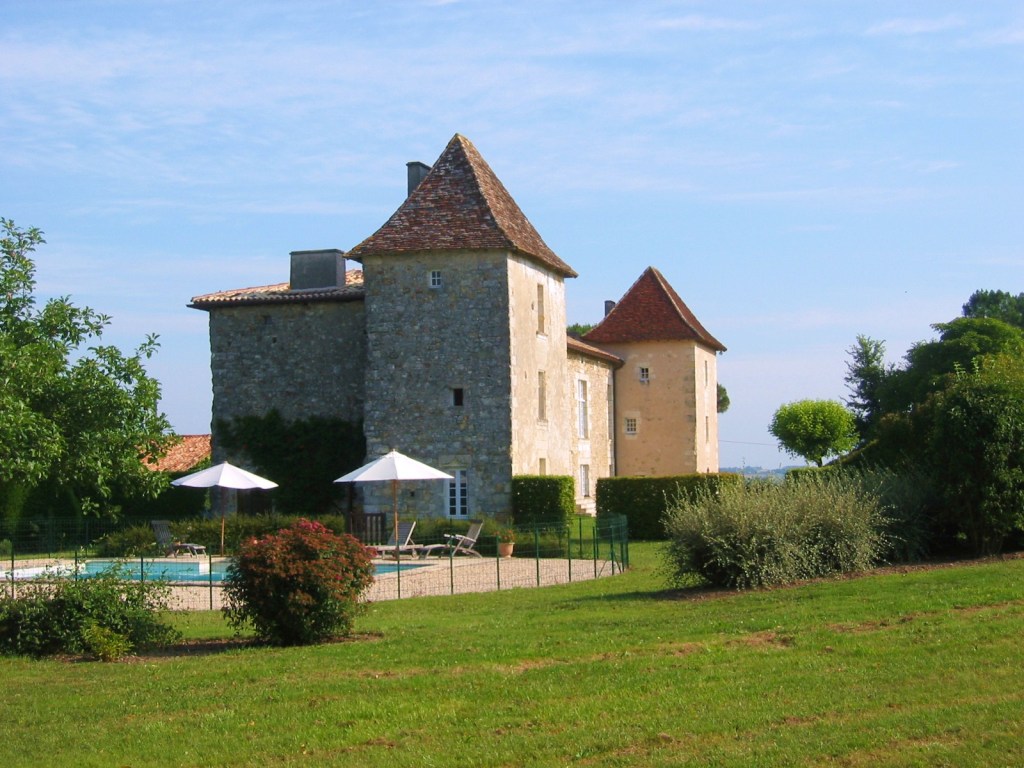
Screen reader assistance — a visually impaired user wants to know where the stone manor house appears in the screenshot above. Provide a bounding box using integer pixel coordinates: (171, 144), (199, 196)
(190, 134), (725, 519)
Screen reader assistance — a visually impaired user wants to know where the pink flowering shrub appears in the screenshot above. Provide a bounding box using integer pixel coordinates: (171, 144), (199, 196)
(223, 519), (374, 646)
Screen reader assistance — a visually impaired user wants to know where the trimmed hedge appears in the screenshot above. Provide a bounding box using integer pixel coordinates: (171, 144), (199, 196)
(596, 474), (743, 540)
(94, 514), (351, 558)
(511, 475), (575, 528)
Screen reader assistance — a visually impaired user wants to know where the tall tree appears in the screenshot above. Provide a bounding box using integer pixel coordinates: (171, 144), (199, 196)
(962, 289), (1024, 329)
(768, 400), (858, 467)
(716, 383), (730, 414)
(924, 353), (1024, 555)
(843, 335), (888, 439)
(0, 219), (173, 518)
(886, 317), (1024, 411)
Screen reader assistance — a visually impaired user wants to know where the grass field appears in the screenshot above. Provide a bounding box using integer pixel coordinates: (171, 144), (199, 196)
(3, 542), (1024, 767)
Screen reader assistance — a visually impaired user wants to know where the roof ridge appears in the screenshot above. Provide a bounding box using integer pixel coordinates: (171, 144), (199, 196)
(583, 266), (725, 351)
(348, 134), (577, 277)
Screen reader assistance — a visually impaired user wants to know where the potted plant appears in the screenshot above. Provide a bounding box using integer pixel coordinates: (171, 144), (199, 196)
(496, 527), (516, 558)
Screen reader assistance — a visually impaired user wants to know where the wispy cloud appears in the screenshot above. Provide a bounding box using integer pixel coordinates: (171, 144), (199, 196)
(866, 15), (966, 36)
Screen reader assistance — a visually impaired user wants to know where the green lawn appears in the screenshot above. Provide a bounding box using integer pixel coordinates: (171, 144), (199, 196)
(4, 543), (1024, 767)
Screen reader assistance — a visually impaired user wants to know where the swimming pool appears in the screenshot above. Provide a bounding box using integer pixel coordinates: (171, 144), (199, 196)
(2, 558), (430, 583)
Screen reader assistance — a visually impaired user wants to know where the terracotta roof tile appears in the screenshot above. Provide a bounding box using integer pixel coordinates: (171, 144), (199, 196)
(583, 267), (726, 351)
(145, 435), (211, 473)
(567, 336), (623, 366)
(348, 134), (577, 278)
(189, 270), (364, 309)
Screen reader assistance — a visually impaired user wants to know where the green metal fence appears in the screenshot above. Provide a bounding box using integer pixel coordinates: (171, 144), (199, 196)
(2, 514), (630, 609)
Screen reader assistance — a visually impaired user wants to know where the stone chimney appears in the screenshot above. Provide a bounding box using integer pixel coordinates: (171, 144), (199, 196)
(406, 161), (431, 196)
(289, 249), (346, 290)
(604, 300), (616, 316)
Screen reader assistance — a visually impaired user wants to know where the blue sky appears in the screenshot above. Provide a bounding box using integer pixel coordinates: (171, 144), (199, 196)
(3, 1), (1022, 470)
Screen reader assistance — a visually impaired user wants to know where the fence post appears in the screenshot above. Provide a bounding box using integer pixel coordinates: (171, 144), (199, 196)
(449, 550), (455, 595)
(495, 535), (502, 592)
(208, 551), (214, 611)
(567, 523), (573, 583)
(534, 525), (541, 587)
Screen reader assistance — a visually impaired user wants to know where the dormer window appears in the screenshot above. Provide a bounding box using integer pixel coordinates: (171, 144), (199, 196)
(430, 270), (442, 288)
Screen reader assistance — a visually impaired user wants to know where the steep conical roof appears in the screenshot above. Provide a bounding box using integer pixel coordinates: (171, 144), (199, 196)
(584, 266), (726, 351)
(347, 134), (576, 277)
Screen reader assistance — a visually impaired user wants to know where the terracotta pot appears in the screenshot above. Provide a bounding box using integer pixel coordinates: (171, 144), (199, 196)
(497, 542), (515, 558)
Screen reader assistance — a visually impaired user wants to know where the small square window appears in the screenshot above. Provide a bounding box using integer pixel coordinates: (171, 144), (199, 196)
(430, 270), (442, 288)
(624, 417), (638, 435)
(452, 388), (464, 407)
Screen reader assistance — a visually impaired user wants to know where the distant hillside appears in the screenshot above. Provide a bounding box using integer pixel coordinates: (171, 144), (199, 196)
(721, 466), (803, 480)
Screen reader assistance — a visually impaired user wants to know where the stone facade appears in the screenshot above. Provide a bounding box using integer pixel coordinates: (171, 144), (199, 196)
(190, 135), (724, 520)
(207, 300), (366, 463)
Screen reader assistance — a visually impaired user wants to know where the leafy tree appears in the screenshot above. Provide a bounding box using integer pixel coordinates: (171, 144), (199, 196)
(769, 400), (858, 467)
(884, 318), (1024, 412)
(0, 219), (173, 519)
(716, 383), (730, 414)
(962, 289), (1024, 329)
(843, 335), (889, 439)
(923, 354), (1024, 555)
(567, 322), (595, 338)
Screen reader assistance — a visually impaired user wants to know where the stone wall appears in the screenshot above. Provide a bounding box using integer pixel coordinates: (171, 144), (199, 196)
(567, 350), (615, 514)
(207, 299), (366, 463)
(600, 339), (719, 476)
(361, 250), (515, 518)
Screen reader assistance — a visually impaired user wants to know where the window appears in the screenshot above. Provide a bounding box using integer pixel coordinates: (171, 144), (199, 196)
(639, 366), (650, 384)
(579, 464), (591, 498)
(539, 457), (547, 475)
(448, 469), (468, 517)
(624, 417), (638, 435)
(577, 379), (589, 439)
(430, 270), (442, 288)
(452, 388), (464, 407)
(536, 284), (545, 334)
(537, 371), (546, 421)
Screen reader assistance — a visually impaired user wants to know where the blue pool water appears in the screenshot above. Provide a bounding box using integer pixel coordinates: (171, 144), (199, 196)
(4, 558), (429, 583)
(83, 559), (230, 582)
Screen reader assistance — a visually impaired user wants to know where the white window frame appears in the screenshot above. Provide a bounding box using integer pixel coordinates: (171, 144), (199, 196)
(579, 464), (591, 498)
(430, 270), (442, 288)
(577, 379), (589, 439)
(448, 469), (468, 518)
(639, 366), (650, 384)
(624, 417), (638, 436)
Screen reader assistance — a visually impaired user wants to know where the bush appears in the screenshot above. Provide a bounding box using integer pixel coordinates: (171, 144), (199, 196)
(597, 474), (743, 540)
(223, 519), (374, 646)
(511, 476), (575, 528)
(0, 569), (179, 659)
(663, 473), (887, 589)
(94, 523), (161, 557)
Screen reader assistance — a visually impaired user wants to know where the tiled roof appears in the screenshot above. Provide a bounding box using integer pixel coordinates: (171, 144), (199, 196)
(348, 134), (577, 278)
(583, 267), (726, 351)
(567, 335), (623, 366)
(189, 270), (365, 309)
(145, 434), (211, 473)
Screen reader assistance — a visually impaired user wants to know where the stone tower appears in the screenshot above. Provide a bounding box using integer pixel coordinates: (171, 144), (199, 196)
(584, 266), (726, 475)
(346, 134), (578, 518)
